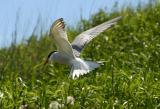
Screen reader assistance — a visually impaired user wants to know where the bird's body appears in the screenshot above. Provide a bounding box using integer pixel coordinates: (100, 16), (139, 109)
(49, 52), (100, 78)
(46, 16), (121, 79)
(51, 52), (72, 65)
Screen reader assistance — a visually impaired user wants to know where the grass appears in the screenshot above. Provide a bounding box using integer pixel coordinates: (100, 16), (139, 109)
(0, 1), (160, 109)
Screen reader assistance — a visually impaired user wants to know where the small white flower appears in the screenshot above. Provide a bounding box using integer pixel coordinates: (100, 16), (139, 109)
(0, 91), (4, 98)
(82, 87), (85, 90)
(49, 101), (64, 109)
(105, 36), (109, 41)
(67, 96), (75, 105)
(19, 104), (28, 109)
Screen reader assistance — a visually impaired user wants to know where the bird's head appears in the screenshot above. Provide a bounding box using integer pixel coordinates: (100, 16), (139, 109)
(44, 51), (56, 65)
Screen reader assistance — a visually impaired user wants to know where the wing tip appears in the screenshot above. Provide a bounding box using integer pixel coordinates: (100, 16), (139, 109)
(116, 16), (122, 21)
(111, 16), (122, 23)
(50, 18), (66, 32)
(55, 18), (65, 28)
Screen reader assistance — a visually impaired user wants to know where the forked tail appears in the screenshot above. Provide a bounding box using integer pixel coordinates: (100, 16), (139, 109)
(70, 58), (100, 79)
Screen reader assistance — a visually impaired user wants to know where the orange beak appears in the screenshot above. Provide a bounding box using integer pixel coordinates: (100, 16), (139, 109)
(44, 58), (49, 65)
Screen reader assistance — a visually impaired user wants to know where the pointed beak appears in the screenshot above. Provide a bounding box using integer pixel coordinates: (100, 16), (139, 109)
(44, 58), (49, 65)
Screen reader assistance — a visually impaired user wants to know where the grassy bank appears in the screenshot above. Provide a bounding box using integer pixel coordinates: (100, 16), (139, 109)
(0, 1), (160, 109)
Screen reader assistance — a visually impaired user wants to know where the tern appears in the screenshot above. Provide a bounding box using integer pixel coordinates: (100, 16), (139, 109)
(44, 16), (121, 79)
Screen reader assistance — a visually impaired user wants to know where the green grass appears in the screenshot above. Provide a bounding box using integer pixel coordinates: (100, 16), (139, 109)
(0, 1), (160, 109)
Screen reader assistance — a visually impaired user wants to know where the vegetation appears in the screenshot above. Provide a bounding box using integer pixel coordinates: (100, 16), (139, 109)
(0, 1), (160, 109)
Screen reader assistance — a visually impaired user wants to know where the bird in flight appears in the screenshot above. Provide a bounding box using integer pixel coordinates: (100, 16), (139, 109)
(44, 16), (121, 79)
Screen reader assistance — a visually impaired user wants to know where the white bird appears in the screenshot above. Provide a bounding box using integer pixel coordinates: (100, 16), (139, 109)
(44, 16), (121, 79)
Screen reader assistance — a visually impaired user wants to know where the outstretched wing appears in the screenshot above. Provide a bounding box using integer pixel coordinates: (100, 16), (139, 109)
(50, 18), (75, 58)
(71, 16), (122, 56)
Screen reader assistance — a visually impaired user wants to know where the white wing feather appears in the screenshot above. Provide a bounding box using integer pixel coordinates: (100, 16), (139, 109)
(50, 18), (75, 58)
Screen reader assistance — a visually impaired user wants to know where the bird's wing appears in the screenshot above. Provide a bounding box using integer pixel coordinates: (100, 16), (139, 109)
(50, 18), (75, 58)
(71, 16), (122, 57)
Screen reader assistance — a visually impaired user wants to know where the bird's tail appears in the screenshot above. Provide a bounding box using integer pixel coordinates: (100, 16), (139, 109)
(70, 58), (100, 79)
